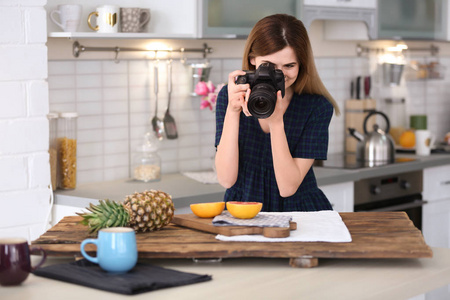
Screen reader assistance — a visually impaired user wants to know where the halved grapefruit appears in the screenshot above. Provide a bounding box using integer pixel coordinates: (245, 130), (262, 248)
(226, 201), (262, 219)
(190, 202), (225, 218)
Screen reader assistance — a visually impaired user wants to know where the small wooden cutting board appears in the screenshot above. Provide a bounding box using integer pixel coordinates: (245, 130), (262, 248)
(172, 214), (297, 238)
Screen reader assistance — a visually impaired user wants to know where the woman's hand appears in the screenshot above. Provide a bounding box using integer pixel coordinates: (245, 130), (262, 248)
(227, 70), (250, 115)
(267, 90), (286, 128)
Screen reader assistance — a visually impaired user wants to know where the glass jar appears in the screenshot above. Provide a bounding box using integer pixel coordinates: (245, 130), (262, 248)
(133, 132), (161, 182)
(384, 98), (406, 145)
(58, 112), (78, 189)
(47, 112), (59, 191)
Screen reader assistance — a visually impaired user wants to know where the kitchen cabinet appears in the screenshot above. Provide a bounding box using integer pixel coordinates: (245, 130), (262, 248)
(320, 181), (354, 212)
(422, 164), (450, 300)
(301, 0), (377, 39)
(197, 0), (301, 38)
(377, 0), (446, 40)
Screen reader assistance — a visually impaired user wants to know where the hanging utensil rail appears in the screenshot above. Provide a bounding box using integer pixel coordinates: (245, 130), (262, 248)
(72, 41), (213, 60)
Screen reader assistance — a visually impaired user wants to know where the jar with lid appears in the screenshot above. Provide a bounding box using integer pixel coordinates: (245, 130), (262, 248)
(133, 132), (161, 182)
(58, 112), (78, 189)
(47, 112), (59, 191)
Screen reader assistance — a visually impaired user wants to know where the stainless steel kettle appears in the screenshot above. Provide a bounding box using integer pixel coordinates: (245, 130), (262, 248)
(348, 110), (395, 166)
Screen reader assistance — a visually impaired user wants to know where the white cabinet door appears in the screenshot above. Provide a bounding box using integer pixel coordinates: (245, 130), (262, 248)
(320, 181), (354, 212)
(422, 199), (450, 248)
(303, 0), (376, 9)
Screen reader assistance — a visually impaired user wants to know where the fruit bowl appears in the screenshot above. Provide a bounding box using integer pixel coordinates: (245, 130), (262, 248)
(190, 202), (225, 218)
(226, 201), (263, 219)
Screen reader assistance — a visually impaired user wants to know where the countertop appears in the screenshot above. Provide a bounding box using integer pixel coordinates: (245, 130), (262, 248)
(54, 153), (450, 211)
(3, 247), (450, 300)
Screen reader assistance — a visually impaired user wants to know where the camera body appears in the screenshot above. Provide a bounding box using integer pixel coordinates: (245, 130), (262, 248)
(235, 63), (285, 119)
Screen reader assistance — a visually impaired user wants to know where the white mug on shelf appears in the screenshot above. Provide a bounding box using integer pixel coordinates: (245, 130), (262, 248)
(415, 130), (436, 156)
(50, 4), (82, 32)
(87, 5), (120, 33)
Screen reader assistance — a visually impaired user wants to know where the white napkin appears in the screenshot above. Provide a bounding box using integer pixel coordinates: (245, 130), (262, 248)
(182, 171), (219, 184)
(215, 211), (352, 243)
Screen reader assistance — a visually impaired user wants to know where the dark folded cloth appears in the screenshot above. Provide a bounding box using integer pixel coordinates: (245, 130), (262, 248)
(33, 259), (212, 295)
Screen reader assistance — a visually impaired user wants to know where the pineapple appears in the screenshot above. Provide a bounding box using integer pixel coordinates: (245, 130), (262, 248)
(77, 190), (175, 234)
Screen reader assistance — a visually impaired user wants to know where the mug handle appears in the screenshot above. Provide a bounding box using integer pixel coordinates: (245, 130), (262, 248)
(50, 10), (64, 30)
(139, 11), (150, 27)
(80, 239), (99, 263)
(29, 246), (47, 271)
(87, 12), (99, 31)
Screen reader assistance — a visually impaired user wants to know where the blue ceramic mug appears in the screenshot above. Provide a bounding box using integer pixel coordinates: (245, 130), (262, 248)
(80, 227), (137, 273)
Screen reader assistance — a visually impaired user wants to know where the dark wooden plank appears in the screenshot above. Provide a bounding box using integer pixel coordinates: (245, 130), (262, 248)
(32, 212), (433, 261)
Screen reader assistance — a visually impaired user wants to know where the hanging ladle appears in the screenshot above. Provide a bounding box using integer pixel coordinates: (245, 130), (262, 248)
(163, 59), (178, 139)
(151, 61), (164, 140)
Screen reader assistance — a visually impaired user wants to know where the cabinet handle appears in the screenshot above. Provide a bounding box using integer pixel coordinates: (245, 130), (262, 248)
(441, 181), (450, 186)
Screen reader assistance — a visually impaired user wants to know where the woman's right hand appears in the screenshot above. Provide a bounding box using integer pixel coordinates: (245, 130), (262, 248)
(227, 70), (250, 114)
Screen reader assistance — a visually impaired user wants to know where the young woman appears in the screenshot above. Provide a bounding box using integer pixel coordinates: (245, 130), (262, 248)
(214, 14), (340, 212)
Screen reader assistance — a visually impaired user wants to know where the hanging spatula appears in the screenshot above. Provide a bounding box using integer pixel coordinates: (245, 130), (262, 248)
(163, 59), (178, 139)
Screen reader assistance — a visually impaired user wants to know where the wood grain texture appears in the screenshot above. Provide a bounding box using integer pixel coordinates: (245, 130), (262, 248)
(32, 212), (432, 267)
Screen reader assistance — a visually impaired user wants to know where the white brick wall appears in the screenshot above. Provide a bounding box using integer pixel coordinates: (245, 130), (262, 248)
(0, 0), (51, 242)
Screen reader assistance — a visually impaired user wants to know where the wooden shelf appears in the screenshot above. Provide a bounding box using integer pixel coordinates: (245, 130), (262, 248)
(48, 32), (197, 39)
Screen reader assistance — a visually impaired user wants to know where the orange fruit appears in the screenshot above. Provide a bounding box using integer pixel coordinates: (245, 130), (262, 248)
(399, 130), (416, 148)
(190, 202), (225, 218)
(226, 201), (262, 219)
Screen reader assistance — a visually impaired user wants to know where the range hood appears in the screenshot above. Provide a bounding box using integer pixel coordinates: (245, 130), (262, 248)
(301, 4), (377, 40)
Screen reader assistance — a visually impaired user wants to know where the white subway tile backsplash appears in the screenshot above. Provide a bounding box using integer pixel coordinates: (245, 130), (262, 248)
(77, 115), (103, 130)
(76, 74), (102, 88)
(77, 88), (103, 102)
(77, 102), (102, 115)
(48, 56), (450, 184)
(102, 61), (128, 74)
(77, 142), (103, 157)
(103, 114), (128, 128)
(104, 153), (128, 168)
(76, 61), (102, 74)
(103, 74), (128, 87)
(78, 129), (103, 143)
(48, 75), (76, 89)
(48, 61), (76, 75)
(103, 127), (128, 141)
(103, 87), (128, 101)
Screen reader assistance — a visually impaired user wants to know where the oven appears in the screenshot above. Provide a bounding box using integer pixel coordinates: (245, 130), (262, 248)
(353, 170), (426, 230)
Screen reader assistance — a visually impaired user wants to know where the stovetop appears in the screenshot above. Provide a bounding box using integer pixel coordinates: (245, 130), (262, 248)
(314, 153), (416, 170)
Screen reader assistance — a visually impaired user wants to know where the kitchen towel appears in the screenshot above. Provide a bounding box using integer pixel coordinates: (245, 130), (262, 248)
(215, 211), (352, 243)
(213, 211), (292, 228)
(182, 171), (219, 184)
(33, 259), (212, 295)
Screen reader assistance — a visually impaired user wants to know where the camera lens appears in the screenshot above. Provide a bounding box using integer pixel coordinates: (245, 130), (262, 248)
(247, 83), (277, 119)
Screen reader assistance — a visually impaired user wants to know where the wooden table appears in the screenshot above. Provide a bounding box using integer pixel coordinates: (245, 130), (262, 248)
(32, 212), (432, 268)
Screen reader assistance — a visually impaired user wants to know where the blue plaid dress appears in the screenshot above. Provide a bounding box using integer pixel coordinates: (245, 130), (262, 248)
(215, 86), (333, 212)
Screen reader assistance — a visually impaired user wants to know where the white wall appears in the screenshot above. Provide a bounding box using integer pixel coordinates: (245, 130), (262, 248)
(0, 0), (52, 241)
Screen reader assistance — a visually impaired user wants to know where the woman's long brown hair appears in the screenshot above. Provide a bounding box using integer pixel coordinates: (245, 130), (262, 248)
(242, 14), (340, 115)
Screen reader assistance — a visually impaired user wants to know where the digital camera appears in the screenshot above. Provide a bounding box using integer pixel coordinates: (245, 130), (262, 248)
(235, 63), (285, 119)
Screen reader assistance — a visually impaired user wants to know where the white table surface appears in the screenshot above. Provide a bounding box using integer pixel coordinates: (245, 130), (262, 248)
(2, 247), (450, 300)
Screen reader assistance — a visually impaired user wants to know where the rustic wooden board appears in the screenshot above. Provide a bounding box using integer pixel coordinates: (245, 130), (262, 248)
(32, 212), (432, 267)
(172, 213), (297, 238)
